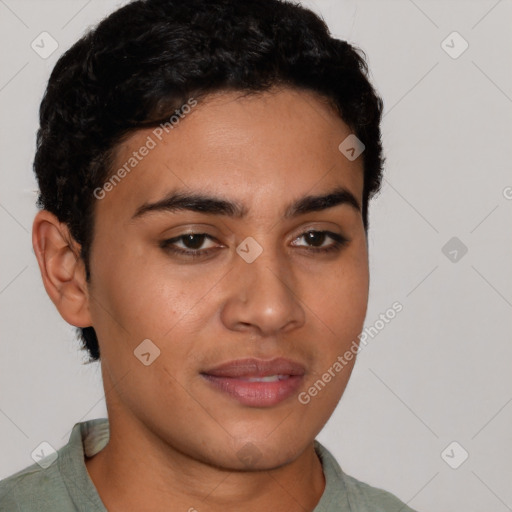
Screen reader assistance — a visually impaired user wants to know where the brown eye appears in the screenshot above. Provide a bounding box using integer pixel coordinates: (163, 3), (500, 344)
(180, 234), (208, 249)
(160, 233), (220, 258)
(303, 231), (327, 247)
(292, 230), (348, 253)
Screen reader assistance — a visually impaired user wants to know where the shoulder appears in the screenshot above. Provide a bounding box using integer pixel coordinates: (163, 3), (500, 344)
(0, 460), (73, 511)
(0, 418), (109, 512)
(341, 471), (417, 511)
(314, 440), (417, 512)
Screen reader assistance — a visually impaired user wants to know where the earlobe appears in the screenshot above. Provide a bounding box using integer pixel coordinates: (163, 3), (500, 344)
(32, 210), (92, 328)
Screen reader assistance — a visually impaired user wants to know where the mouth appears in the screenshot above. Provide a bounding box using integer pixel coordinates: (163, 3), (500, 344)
(200, 357), (306, 407)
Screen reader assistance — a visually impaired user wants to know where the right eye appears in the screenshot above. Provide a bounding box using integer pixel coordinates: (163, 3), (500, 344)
(160, 233), (221, 259)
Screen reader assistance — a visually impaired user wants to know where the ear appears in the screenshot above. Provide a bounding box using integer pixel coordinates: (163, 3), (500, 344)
(32, 210), (92, 328)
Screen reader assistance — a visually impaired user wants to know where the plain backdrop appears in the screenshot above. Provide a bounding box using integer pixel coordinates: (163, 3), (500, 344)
(1, 1), (511, 510)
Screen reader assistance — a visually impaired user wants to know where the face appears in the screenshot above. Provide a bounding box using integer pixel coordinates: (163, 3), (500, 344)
(87, 88), (369, 470)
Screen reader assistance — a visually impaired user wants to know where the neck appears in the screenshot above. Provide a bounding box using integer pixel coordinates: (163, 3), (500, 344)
(85, 411), (325, 512)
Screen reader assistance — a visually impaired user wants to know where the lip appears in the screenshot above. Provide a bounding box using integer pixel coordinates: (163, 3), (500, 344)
(201, 357), (306, 407)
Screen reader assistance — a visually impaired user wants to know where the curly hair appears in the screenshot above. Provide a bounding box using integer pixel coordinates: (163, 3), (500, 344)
(34, 0), (384, 363)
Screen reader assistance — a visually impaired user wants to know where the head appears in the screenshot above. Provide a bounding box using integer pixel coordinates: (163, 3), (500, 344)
(32, 0), (383, 470)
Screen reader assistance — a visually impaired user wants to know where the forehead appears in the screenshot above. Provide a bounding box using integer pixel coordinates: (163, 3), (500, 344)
(95, 88), (364, 222)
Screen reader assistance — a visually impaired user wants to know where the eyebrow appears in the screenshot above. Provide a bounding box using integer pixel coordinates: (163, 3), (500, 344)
(131, 185), (361, 221)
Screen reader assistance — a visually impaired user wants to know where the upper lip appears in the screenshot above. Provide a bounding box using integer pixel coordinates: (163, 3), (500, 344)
(202, 357), (306, 378)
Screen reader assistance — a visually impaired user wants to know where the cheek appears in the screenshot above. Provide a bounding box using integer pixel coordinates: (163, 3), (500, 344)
(300, 253), (368, 420)
(312, 247), (369, 337)
(91, 245), (196, 341)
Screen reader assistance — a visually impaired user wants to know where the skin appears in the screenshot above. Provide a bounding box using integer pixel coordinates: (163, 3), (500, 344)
(32, 87), (369, 512)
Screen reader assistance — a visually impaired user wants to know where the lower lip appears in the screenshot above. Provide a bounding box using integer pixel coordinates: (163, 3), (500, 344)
(201, 375), (304, 407)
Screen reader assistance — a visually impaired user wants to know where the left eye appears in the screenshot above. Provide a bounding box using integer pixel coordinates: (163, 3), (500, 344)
(292, 230), (347, 251)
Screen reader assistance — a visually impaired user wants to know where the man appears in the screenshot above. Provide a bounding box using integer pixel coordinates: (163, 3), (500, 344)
(0, 0), (416, 510)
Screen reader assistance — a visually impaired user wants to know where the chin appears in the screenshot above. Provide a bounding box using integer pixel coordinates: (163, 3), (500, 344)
(217, 435), (310, 472)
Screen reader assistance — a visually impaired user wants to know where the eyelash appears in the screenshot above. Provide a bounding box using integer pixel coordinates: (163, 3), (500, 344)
(160, 230), (348, 259)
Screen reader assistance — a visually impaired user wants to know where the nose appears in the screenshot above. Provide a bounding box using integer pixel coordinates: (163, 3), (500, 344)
(220, 244), (306, 337)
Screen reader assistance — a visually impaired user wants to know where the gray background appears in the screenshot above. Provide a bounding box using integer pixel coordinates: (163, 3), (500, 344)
(1, 0), (511, 510)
